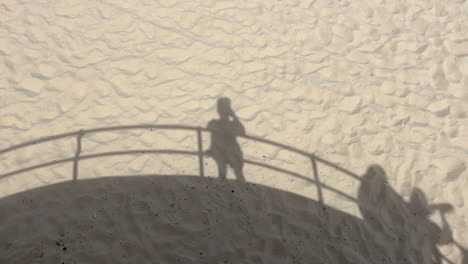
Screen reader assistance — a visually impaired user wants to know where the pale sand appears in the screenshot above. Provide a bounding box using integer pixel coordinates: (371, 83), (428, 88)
(1, 0), (468, 263)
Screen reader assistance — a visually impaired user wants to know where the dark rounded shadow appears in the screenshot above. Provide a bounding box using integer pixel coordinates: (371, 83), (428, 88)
(0, 176), (444, 263)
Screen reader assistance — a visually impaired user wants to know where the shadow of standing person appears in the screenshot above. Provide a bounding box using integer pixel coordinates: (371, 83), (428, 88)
(357, 165), (456, 264)
(407, 187), (454, 264)
(410, 189), (468, 264)
(205, 97), (245, 181)
(357, 165), (408, 262)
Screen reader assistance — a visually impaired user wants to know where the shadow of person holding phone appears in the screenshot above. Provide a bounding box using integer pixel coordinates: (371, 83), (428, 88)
(205, 97), (245, 181)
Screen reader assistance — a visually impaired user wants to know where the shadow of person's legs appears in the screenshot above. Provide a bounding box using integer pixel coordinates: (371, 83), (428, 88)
(214, 159), (227, 179)
(227, 151), (245, 181)
(232, 164), (245, 182)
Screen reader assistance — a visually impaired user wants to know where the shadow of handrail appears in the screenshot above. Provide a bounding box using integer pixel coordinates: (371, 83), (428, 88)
(0, 148), (358, 203)
(242, 134), (361, 180)
(0, 124), (362, 204)
(2, 124), (465, 264)
(0, 125), (197, 155)
(0, 149), (199, 179)
(244, 160), (357, 202)
(0, 124), (360, 177)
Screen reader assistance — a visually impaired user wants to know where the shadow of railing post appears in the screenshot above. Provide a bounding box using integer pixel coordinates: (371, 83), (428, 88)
(197, 127), (205, 177)
(0, 125), (362, 203)
(72, 130), (84, 181)
(0, 124), (464, 264)
(310, 156), (324, 206)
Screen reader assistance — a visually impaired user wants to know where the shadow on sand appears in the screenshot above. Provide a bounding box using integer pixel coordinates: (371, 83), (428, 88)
(0, 97), (465, 263)
(0, 173), (464, 264)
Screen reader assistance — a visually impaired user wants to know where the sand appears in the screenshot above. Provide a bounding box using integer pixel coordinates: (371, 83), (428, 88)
(1, 0), (467, 263)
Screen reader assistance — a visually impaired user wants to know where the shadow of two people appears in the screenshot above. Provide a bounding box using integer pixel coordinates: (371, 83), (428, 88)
(358, 165), (466, 264)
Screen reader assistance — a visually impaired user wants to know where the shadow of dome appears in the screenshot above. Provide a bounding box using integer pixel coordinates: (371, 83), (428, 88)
(1, 175), (396, 263)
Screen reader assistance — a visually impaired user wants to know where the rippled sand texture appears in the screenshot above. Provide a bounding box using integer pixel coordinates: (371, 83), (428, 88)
(1, 0), (467, 263)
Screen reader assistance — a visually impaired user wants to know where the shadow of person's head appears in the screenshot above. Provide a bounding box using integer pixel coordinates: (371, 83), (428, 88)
(217, 97), (232, 120)
(363, 164), (387, 179)
(361, 164), (388, 198)
(409, 188), (453, 216)
(408, 187), (433, 216)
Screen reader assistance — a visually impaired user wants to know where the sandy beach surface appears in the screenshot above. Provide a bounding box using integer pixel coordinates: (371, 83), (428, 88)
(1, 0), (467, 263)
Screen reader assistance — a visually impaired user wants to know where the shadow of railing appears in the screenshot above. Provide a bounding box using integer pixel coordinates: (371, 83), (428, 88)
(2, 124), (466, 264)
(0, 124), (361, 205)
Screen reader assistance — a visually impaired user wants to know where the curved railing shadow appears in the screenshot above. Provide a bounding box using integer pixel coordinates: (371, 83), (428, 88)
(0, 124), (466, 264)
(0, 124), (361, 205)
